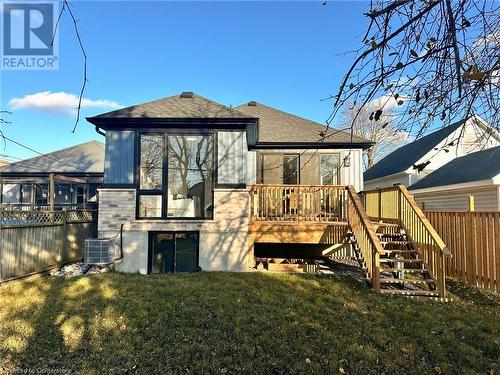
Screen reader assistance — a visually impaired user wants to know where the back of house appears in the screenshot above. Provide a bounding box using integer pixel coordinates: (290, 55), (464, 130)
(87, 92), (373, 274)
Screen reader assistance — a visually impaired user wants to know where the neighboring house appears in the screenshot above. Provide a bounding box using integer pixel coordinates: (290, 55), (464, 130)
(87, 92), (373, 274)
(363, 116), (500, 190)
(408, 146), (500, 212)
(0, 160), (9, 168)
(0, 141), (104, 210)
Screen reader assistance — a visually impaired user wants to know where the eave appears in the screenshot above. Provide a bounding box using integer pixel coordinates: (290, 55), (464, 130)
(252, 141), (374, 150)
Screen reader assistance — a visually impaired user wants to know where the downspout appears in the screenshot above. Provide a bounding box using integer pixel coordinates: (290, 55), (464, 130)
(95, 125), (106, 137)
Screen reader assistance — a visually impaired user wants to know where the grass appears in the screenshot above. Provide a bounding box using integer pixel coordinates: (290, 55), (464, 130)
(0, 272), (498, 374)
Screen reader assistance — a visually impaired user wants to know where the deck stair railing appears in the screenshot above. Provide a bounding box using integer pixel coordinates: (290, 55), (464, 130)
(363, 185), (451, 297)
(345, 186), (384, 290)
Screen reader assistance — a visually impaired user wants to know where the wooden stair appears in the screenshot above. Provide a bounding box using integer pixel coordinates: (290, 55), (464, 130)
(375, 221), (441, 298)
(352, 221), (442, 299)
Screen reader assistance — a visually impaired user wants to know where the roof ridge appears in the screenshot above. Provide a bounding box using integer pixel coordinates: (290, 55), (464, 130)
(236, 101), (330, 130)
(190, 93), (253, 118)
(91, 92), (255, 119)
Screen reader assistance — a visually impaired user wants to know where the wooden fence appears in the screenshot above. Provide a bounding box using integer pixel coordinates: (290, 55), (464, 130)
(426, 211), (500, 292)
(0, 210), (97, 282)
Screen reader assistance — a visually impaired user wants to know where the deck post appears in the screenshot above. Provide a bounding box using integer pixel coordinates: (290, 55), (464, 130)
(49, 173), (55, 211)
(372, 253), (381, 292)
(468, 195), (475, 212)
(438, 253), (446, 298)
(378, 189), (382, 221)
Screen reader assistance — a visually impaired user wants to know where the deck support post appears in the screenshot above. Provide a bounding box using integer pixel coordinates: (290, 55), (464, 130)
(49, 173), (55, 211)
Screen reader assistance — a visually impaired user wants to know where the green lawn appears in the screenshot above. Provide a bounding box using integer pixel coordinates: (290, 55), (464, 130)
(0, 272), (498, 374)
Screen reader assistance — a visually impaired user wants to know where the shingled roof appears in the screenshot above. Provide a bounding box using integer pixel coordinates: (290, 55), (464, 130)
(0, 141), (105, 175)
(89, 92), (252, 120)
(88, 92), (372, 147)
(364, 120), (466, 182)
(409, 146), (500, 190)
(234, 101), (372, 148)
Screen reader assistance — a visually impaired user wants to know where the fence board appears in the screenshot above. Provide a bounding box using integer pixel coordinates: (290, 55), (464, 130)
(0, 210), (97, 282)
(426, 211), (500, 292)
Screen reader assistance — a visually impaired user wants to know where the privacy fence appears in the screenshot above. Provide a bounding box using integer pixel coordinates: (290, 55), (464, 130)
(0, 210), (97, 282)
(426, 211), (500, 293)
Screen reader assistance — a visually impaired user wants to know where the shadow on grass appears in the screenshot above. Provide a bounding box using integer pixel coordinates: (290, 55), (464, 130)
(0, 272), (498, 374)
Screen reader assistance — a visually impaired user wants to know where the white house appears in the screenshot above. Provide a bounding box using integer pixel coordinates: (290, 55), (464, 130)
(407, 146), (500, 212)
(363, 116), (500, 190)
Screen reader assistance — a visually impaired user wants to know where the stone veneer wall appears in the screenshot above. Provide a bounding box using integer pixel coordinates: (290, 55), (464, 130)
(97, 189), (136, 236)
(97, 188), (251, 273)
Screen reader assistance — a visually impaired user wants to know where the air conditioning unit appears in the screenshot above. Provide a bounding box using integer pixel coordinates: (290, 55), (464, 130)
(84, 239), (115, 265)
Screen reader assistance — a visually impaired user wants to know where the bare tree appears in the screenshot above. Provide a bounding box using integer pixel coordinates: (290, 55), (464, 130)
(339, 100), (408, 170)
(327, 0), (500, 144)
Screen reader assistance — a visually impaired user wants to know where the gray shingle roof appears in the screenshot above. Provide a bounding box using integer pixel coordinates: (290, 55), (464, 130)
(234, 102), (372, 147)
(408, 146), (500, 190)
(90, 93), (252, 119)
(364, 120), (465, 181)
(88, 92), (372, 147)
(0, 141), (105, 174)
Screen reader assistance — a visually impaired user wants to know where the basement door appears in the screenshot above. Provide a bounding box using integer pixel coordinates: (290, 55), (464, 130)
(148, 232), (199, 273)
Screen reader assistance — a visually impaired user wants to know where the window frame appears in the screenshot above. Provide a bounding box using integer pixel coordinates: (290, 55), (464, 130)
(135, 130), (216, 220)
(137, 132), (165, 219)
(319, 153), (341, 186)
(147, 231), (200, 274)
(283, 154), (300, 185)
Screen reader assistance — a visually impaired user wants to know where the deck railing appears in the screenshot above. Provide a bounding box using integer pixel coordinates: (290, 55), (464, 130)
(249, 184), (348, 222)
(346, 186), (383, 290)
(363, 185), (450, 297)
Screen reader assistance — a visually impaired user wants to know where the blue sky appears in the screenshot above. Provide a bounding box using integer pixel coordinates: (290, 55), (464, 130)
(1, 0), (370, 160)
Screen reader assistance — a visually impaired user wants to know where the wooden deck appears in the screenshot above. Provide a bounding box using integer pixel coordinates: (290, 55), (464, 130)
(248, 184), (450, 299)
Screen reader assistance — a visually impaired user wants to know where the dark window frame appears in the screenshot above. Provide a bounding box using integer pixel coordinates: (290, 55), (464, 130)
(136, 130), (216, 220)
(319, 153), (341, 185)
(283, 154), (300, 185)
(147, 231), (200, 274)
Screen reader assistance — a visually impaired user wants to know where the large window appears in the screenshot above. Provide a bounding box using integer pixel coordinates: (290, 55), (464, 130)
(167, 135), (213, 218)
(138, 133), (214, 219)
(283, 154), (299, 184)
(138, 134), (164, 218)
(320, 154), (340, 185)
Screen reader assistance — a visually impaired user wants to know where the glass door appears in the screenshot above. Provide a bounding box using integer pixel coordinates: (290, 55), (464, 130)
(149, 232), (199, 273)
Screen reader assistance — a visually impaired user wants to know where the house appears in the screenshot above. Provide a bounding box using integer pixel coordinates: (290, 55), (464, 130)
(87, 92), (452, 299)
(87, 92), (373, 274)
(408, 146), (500, 212)
(363, 116), (500, 190)
(0, 141), (104, 210)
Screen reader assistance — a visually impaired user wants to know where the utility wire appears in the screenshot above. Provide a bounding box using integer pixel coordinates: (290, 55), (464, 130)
(2, 136), (85, 172)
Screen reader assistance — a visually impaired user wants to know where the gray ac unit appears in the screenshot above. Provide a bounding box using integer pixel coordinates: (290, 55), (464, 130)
(84, 239), (115, 265)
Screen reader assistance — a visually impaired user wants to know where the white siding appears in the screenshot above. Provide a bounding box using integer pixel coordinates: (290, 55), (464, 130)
(363, 172), (412, 191)
(217, 131), (247, 185)
(341, 149), (363, 191)
(413, 186), (499, 212)
(246, 151), (257, 185)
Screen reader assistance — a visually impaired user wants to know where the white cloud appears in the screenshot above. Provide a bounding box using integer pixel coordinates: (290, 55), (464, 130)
(9, 91), (122, 116)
